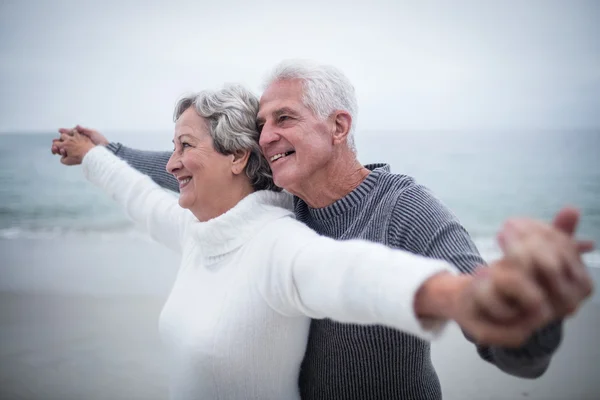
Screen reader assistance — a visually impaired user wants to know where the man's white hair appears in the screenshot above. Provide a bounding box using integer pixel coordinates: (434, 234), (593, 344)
(263, 59), (358, 153)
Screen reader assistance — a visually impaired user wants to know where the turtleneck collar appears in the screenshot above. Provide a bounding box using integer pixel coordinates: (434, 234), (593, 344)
(190, 190), (294, 258)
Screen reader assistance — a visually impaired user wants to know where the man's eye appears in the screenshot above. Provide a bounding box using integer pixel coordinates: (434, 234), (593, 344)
(182, 142), (191, 148)
(278, 116), (290, 122)
(257, 124), (264, 133)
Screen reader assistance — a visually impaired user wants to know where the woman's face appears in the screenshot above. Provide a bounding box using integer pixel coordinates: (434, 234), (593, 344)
(166, 107), (236, 215)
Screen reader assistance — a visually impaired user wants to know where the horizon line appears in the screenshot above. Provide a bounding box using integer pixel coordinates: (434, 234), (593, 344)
(2, 127), (600, 135)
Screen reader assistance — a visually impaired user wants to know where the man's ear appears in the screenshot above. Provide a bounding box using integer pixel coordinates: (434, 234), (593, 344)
(331, 111), (352, 146)
(231, 150), (251, 175)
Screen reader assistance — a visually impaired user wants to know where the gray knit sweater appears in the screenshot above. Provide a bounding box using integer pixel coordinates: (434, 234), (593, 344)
(106, 142), (562, 400)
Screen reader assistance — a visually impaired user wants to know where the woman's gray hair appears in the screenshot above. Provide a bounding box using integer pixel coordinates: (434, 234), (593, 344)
(173, 84), (279, 192)
(263, 59), (358, 153)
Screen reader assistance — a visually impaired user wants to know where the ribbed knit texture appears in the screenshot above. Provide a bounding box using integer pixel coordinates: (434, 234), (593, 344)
(294, 164), (561, 400)
(107, 144), (564, 400)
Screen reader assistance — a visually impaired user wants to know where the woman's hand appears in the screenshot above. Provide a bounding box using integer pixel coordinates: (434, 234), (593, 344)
(54, 128), (96, 165)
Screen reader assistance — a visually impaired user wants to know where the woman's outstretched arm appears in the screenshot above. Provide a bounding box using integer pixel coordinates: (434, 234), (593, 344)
(82, 145), (190, 254)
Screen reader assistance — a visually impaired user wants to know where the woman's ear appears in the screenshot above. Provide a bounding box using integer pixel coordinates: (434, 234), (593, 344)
(231, 149), (251, 175)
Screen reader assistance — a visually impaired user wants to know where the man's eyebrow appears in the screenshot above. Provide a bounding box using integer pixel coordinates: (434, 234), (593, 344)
(256, 107), (298, 125)
(274, 107), (298, 117)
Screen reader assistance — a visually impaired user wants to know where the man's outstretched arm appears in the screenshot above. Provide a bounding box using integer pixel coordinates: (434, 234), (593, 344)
(390, 185), (566, 379)
(105, 142), (179, 193)
(54, 126), (180, 193)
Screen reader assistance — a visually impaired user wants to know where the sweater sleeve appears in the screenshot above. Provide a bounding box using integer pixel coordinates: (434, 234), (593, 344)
(391, 184), (562, 378)
(258, 219), (457, 342)
(82, 146), (190, 254)
(105, 142), (180, 193)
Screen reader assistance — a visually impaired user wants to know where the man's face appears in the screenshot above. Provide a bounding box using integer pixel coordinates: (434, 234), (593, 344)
(257, 79), (333, 192)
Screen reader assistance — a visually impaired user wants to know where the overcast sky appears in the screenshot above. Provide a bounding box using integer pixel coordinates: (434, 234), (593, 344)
(1, 0), (599, 133)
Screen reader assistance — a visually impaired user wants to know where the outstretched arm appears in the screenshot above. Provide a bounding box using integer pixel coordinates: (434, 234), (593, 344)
(258, 218), (457, 342)
(105, 143), (180, 193)
(393, 184), (568, 378)
(52, 126), (179, 193)
(55, 129), (190, 254)
(82, 146), (189, 253)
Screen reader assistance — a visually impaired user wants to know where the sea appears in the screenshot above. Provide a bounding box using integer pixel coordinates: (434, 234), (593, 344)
(1, 129), (599, 400)
(1, 129), (599, 266)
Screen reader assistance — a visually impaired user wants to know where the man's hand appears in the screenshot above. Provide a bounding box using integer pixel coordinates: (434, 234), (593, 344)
(52, 125), (109, 156)
(52, 129), (96, 165)
(496, 208), (594, 320)
(433, 207), (594, 348)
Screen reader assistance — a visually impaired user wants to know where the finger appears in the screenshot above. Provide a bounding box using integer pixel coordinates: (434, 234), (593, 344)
(471, 271), (521, 321)
(75, 125), (92, 136)
(467, 318), (532, 348)
(60, 132), (72, 142)
(498, 218), (553, 253)
(489, 263), (551, 321)
(60, 148), (67, 156)
(60, 154), (78, 166)
(577, 240), (595, 253)
(475, 284), (521, 321)
(525, 234), (584, 316)
(58, 128), (74, 135)
(552, 206), (580, 236)
(507, 219), (589, 282)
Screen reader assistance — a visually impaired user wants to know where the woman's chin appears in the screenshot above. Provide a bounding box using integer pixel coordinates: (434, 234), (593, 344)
(178, 196), (193, 210)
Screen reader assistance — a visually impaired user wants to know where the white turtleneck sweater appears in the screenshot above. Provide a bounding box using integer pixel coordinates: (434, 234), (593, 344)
(82, 146), (456, 400)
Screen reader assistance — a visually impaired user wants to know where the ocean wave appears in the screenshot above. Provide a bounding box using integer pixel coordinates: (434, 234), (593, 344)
(0, 225), (153, 242)
(2, 227), (598, 269)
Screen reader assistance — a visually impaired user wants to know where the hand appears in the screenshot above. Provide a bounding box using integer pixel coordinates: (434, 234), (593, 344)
(52, 125), (109, 156)
(451, 264), (553, 348)
(496, 208), (594, 319)
(453, 208), (594, 347)
(415, 270), (551, 348)
(53, 129), (96, 165)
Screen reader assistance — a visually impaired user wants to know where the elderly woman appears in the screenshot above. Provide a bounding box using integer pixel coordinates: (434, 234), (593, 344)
(56, 84), (462, 400)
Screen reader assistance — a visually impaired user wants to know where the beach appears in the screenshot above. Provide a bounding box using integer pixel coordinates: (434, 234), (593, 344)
(1, 131), (599, 399)
(1, 236), (599, 400)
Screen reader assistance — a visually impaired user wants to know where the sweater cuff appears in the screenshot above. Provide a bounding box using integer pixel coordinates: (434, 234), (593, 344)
(378, 258), (457, 341)
(81, 145), (114, 176)
(497, 319), (563, 359)
(105, 142), (122, 155)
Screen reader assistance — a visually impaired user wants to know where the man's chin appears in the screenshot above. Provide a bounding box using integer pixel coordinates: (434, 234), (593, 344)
(273, 172), (300, 192)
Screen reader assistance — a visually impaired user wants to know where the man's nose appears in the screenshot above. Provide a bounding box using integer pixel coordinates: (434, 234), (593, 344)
(259, 124), (279, 149)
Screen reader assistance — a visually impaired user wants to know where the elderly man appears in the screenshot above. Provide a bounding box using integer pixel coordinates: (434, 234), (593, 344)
(53, 60), (593, 400)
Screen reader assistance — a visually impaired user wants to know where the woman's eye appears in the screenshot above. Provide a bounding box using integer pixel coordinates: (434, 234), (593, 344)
(182, 142), (191, 148)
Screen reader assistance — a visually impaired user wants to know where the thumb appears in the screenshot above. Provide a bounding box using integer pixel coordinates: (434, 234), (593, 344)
(75, 125), (93, 136)
(552, 206), (580, 236)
